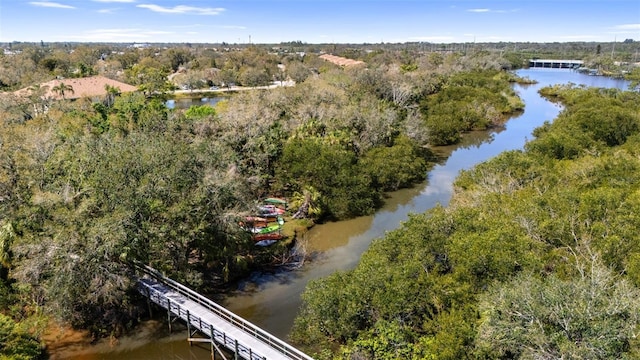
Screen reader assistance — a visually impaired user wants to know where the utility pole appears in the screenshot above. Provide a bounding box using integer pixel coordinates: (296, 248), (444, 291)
(611, 36), (616, 60)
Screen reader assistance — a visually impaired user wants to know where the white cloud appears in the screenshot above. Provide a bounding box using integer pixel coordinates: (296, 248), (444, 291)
(137, 4), (225, 15)
(467, 8), (516, 14)
(145, 30), (173, 35)
(601, 23), (639, 38)
(219, 25), (247, 30)
(171, 24), (203, 28)
(92, 0), (136, 2)
(69, 28), (175, 41)
(614, 23), (640, 30)
(29, 1), (75, 9)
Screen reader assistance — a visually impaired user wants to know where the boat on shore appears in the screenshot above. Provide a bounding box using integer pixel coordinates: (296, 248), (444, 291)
(254, 232), (285, 242)
(256, 224), (281, 234)
(258, 205), (286, 217)
(264, 197), (287, 206)
(255, 239), (279, 247)
(239, 197), (289, 246)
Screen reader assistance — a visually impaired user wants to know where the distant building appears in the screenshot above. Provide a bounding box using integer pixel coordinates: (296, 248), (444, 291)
(129, 43), (150, 49)
(3, 49), (21, 55)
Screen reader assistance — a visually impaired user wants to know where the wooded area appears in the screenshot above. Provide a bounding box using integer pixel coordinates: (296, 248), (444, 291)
(0, 40), (639, 358)
(291, 85), (640, 359)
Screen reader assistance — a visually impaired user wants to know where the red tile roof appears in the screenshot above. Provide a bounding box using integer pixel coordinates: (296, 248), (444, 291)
(14, 75), (138, 100)
(319, 54), (365, 67)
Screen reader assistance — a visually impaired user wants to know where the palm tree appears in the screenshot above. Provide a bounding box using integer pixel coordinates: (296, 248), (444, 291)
(52, 82), (74, 100)
(104, 84), (121, 107)
(290, 186), (323, 219)
(27, 84), (50, 116)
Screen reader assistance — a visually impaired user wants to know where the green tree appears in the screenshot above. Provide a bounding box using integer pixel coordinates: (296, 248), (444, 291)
(75, 62), (95, 77)
(276, 137), (378, 219)
(624, 67), (640, 91)
(125, 64), (171, 96)
(184, 104), (216, 119)
(359, 135), (428, 191)
(161, 48), (193, 72)
(338, 320), (416, 360)
(476, 265), (640, 359)
(287, 61), (312, 83)
(110, 92), (168, 133)
(38, 57), (58, 73)
(104, 84), (121, 108)
(239, 68), (271, 87)
(0, 314), (44, 360)
(220, 68), (238, 88)
(0, 222), (16, 272)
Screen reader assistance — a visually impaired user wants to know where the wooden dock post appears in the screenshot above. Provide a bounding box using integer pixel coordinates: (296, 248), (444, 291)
(211, 327), (216, 360)
(186, 310), (191, 346)
(145, 286), (153, 318)
(167, 298), (172, 333)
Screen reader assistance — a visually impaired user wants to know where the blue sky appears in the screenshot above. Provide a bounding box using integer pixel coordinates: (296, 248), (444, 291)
(0, 0), (638, 44)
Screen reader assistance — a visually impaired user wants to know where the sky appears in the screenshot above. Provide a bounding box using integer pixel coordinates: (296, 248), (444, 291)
(0, 0), (639, 44)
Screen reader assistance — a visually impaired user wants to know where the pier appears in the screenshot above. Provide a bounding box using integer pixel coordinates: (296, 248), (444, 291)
(529, 59), (584, 69)
(136, 264), (314, 360)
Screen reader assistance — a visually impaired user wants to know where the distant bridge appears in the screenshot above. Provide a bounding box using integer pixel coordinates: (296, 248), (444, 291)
(529, 59), (584, 69)
(136, 264), (314, 360)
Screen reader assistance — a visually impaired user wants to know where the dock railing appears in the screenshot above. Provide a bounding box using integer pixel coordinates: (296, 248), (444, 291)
(136, 263), (314, 360)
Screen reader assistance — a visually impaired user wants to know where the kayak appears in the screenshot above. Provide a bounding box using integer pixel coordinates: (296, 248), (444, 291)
(257, 224), (281, 234)
(264, 197), (287, 205)
(255, 239), (278, 247)
(254, 233), (284, 241)
(258, 205), (285, 215)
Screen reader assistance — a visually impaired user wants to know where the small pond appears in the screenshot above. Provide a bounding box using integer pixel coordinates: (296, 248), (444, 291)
(166, 96), (225, 109)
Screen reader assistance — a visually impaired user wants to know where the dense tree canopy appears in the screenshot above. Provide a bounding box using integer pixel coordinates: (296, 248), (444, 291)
(0, 314), (45, 360)
(292, 86), (640, 359)
(0, 43), (548, 356)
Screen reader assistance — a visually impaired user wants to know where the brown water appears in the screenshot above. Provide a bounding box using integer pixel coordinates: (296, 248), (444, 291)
(54, 69), (630, 359)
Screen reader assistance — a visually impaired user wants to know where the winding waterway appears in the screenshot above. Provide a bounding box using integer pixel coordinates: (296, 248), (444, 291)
(55, 68), (630, 360)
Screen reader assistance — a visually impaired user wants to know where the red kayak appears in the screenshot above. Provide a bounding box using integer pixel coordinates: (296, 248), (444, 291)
(253, 233), (284, 241)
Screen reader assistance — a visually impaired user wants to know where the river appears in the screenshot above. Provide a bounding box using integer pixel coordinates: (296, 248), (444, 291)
(54, 68), (630, 360)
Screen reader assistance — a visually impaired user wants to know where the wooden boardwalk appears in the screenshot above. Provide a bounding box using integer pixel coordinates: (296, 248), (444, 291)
(136, 265), (314, 360)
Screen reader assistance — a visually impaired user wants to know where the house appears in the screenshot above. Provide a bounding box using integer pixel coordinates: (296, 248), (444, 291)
(14, 75), (138, 101)
(319, 54), (365, 67)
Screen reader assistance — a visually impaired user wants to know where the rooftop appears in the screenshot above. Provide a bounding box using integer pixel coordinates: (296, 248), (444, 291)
(319, 54), (365, 67)
(14, 75), (138, 100)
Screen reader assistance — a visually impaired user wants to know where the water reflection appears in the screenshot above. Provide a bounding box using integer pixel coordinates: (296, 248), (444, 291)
(166, 96), (225, 109)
